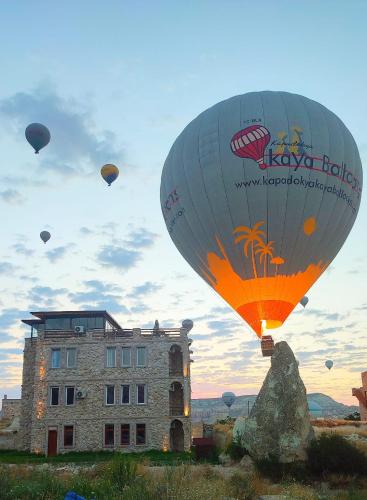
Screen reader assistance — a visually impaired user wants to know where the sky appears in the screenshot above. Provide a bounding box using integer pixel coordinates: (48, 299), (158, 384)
(0, 0), (366, 406)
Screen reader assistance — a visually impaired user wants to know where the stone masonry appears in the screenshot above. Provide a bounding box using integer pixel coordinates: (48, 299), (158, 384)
(1, 395), (21, 420)
(19, 313), (192, 455)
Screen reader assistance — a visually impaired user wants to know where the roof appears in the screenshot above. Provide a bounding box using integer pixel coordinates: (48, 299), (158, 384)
(22, 310), (122, 330)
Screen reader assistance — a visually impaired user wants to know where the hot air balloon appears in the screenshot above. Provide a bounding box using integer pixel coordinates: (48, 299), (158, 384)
(40, 231), (51, 244)
(325, 360), (333, 370)
(300, 296), (309, 308)
(25, 123), (50, 154)
(101, 164), (119, 186)
(182, 319), (194, 332)
(160, 91), (363, 339)
(222, 392), (236, 409)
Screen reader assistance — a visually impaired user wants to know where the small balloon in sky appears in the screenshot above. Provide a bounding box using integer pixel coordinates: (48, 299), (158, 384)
(300, 296), (309, 308)
(222, 392), (236, 409)
(25, 123), (51, 154)
(40, 231), (51, 244)
(101, 164), (119, 186)
(325, 359), (333, 370)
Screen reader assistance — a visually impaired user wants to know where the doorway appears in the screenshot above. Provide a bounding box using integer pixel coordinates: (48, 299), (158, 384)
(47, 429), (58, 456)
(170, 419), (184, 452)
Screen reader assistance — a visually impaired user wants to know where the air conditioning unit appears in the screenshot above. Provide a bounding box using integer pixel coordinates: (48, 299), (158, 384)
(74, 325), (85, 334)
(76, 388), (87, 399)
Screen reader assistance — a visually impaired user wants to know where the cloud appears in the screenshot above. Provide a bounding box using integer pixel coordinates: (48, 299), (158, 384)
(80, 226), (93, 236)
(0, 84), (123, 178)
(0, 309), (27, 330)
(97, 245), (141, 270)
(0, 262), (18, 275)
(125, 228), (159, 249)
(27, 286), (67, 308)
(69, 280), (128, 314)
(0, 189), (25, 205)
(46, 245), (69, 263)
(12, 243), (35, 257)
(127, 281), (162, 298)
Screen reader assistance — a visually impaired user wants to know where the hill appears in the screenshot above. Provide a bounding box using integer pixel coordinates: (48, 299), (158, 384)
(191, 393), (358, 422)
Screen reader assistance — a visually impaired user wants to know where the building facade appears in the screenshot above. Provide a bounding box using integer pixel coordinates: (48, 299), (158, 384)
(19, 311), (192, 455)
(352, 371), (367, 421)
(1, 395), (21, 420)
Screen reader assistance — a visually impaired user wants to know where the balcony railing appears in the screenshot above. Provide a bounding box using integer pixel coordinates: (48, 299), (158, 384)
(169, 369), (184, 377)
(41, 327), (184, 340)
(169, 405), (184, 416)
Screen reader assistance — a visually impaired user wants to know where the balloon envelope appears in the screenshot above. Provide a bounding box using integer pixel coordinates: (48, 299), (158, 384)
(222, 391), (236, 408)
(182, 319), (194, 332)
(25, 123), (50, 154)
(101, 164), (119, 186)
(300, 296), (309, 307)
(160, 91), (363, 337)
(40, 231), (51, 244)
(325, 360), (333, 370)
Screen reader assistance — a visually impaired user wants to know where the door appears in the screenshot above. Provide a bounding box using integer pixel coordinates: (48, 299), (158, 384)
(47, 429), (58, 456)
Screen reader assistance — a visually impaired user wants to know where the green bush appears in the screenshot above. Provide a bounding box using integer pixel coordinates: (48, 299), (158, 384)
(226, 437), (247, 461)
(307, 433), (367, 476)
(107, 454), (138, 490)
(228, 472), (256, 499)
(255, 454), (307, 482)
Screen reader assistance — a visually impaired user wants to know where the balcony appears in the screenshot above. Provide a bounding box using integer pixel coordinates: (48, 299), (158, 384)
(169, 382), (184, 416)
(169, 345), (183, 377)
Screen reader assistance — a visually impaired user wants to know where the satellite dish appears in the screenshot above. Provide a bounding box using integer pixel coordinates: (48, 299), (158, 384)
(182, 319), (194, 332)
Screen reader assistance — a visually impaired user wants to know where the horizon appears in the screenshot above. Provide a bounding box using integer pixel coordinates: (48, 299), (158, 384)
(0, 1), (366, 406)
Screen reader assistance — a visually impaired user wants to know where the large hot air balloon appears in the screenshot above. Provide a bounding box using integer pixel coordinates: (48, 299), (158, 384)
(101, 164), (119, 186)
(25, 123), (50, 154)
(160, 91), (363, 338)
(222, 392), (236, 409)
(325, 360), (333, 370)
(300, 296), (309, 308)
(40, 231), (51, 244)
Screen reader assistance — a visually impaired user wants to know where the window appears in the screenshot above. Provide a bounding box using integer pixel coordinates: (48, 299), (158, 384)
(104, 424), (114, 446)
(51, 348), (61, 368)
(65, 386), (75, 406)
(66, 348), (76, 368)
(106, 385), (115, 405)
(136, 423), (146, 445)
(50, 387), (59, 406)
(121, 347), (131, 367)
(136, 347), (146, 367)
(137, 384), (146, 405)
(64, 425), (74, 447)
(106, 347), (116, 368)
(121, 424), (130, 446)
(121, 385), (130, 404)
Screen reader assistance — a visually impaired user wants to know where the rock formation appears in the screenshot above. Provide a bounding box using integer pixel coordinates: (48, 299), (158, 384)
(233, 341), (314, 462)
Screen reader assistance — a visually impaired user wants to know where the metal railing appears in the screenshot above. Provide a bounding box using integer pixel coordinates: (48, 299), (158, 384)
(169, 405), (184, 416)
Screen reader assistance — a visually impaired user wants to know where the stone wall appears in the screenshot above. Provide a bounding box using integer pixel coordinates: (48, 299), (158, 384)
(20, 328), (192, 454)
(1, 396), (21, 420)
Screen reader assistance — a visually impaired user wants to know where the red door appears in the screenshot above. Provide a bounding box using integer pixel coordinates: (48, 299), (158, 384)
(47, 430), (58, 456)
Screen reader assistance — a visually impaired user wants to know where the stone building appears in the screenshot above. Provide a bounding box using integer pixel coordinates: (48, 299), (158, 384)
(1, 395), (21, 420)
(352, 371), (367, 421)
(19, 310), (192, 455)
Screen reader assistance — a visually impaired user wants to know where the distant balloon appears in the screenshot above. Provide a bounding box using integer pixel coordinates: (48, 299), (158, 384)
(161, 91), (363, 339)
(40, 231), (51, 244)
(101, 164), (119, 186)
(300, 296), (309, 308)
(25, 123), (50, 154)
(222, 391), (236, 409)
(325, 360), (333, 370)
(182, 319), (194, 332)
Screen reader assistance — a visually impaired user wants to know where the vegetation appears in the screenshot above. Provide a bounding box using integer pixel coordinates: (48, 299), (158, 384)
(307, 433), (367, 476)
(345, 412), (361, 421)
(0, 449), (193, 465)
(226, 436), (248, 460)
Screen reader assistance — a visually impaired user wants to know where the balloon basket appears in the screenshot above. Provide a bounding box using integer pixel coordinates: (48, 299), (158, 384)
(261, 335), (275, 357)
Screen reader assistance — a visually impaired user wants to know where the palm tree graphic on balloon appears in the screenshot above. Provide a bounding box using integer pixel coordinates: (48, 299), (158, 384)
(234, 222), (284, 278)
